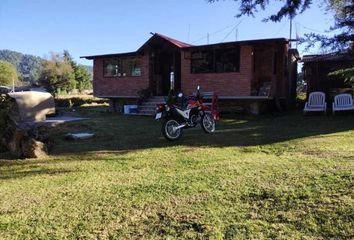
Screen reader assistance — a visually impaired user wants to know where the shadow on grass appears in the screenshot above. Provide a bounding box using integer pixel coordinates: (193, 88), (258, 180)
(1, 105), (354, 161)
(0, 167), (78, 180)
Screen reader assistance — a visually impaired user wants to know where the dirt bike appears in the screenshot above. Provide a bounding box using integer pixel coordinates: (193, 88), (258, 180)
(155, 86), (217, 141)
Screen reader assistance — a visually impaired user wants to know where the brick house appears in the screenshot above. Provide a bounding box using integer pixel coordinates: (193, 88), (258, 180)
(82, 33), (299, 114)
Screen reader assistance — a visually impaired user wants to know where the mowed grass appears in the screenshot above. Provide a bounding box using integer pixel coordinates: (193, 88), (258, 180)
(0, 106), (353, 239)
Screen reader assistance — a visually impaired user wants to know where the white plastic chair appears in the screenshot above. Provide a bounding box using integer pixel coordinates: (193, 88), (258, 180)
(332, 93), (354, 115)
(304, 92), (327, 115)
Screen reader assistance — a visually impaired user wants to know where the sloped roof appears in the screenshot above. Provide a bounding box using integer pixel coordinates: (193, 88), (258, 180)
(137, 33), (193, 52)
(81, 34), (289, 60)
(185, 38), (288, 50)
(154, 33), (193, 48)
(81, 51), (140, 60)
(81, 33), (193, 59)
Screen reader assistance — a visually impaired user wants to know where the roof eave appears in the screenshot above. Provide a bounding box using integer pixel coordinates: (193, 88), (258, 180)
(80, 51), (141, 60)
(184, 38), (289, 50)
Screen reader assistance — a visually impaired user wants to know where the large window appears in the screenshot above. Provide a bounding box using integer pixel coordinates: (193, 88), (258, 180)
(103, 58), (141, 77)
(191, 47), (240, 74)
(191, 51), (214, 73)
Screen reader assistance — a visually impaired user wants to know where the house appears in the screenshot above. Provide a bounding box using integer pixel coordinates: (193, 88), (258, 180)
(302, 53), (354, 99)
(81, 33), (299, 114)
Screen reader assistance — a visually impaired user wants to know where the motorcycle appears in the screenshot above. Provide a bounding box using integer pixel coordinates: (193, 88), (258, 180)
(155, 86), (217, 141)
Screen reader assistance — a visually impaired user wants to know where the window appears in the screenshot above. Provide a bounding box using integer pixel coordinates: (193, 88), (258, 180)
(215, 48), (240, 73)
(103, 59), (119, 77)
(191, 47), (240, 74)
(103, 58), (141, 77)
(191, 51), (214, 73)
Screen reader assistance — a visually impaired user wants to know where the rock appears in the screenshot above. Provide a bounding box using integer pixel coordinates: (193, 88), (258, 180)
(1, 119), (50, 158)
(6, 129), (24, 157)
(65, 132), (95, 140)
(21, 138), (47, 158)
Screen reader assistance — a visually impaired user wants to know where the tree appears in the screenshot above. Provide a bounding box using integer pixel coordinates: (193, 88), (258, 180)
(208, 0), (353, 52)
(63, 50), (92, 92)
(39, 53), (75, 95)
(302, 0), (353, 51)
(19, 54), (43, 83)
(75, 65), (92, 92)
(63, 50), (76, 68)
(0, 50), (43, 83)
(0, 60), (18, 86)
(208, 0), (313, 22)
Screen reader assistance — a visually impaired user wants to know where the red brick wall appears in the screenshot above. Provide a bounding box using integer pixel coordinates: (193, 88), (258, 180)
(91, 43), (289, 99)
(253, 43), (286, 97)
(93, 54), (149, 97)
(180, 45), (253, 96)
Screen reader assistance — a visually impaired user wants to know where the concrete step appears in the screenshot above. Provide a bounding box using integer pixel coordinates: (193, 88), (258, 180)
(136, 96), (167, 116)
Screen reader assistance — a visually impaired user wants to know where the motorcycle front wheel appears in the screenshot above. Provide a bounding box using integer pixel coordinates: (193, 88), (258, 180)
(162, 119), (183, 141)
(201, 113), (216, 133)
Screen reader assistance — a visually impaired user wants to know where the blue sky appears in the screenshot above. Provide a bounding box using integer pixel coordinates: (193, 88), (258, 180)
(0, 0), (334, 65)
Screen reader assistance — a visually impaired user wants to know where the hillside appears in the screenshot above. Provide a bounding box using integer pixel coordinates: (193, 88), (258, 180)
(0, 49), (42, 83)
(0, 50), (93, 83)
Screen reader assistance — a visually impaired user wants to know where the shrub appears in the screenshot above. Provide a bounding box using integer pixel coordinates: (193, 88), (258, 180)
(328, 67), (354, 87)
(0, 94), (13, 151)
(0, 94), (12, 131)
(55, 97), (108, 108)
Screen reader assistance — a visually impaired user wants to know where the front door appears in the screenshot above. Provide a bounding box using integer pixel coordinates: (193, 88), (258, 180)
(149, 50), (181, 96)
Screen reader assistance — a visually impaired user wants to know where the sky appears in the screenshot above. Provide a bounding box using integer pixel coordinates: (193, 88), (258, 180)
(0, 0), (334, 65)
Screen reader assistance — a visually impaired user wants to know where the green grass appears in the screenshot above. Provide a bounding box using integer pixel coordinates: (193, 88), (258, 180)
(0, 106), (353, 239)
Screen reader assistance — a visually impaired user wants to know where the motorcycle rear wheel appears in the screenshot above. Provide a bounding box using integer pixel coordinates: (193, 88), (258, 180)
(201, 113), (216, 133)
(162, 119), (183, 141)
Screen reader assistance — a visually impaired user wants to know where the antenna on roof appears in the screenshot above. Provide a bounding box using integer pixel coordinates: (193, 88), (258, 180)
(150, 32), (155, 35)
(289, 17), (293, 48)
(188, 24), (191, 43)
(295, 22), (299, 49)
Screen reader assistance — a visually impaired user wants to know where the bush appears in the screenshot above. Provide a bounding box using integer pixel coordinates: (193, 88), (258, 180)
(55, 97), (108, 108)
(0, 94), (13, 151)
(0, 94), (12, 131)
(328, 67), (354, 87)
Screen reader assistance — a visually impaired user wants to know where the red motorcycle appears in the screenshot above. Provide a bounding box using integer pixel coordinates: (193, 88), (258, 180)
(155, 86), (218, 141)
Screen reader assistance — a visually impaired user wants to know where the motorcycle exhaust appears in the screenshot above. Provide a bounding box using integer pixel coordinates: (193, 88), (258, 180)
(175, 123), (187, 130)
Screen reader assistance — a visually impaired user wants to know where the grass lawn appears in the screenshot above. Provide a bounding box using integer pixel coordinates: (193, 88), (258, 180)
(0, 106), (353, 239)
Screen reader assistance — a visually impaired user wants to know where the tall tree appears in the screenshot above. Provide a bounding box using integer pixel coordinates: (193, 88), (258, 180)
(75, 65), (92, 92)
(302, 0), (353, 51)
(39, 53), (75, 95)
(63, 50), (76, 67)
(208, 0), (313, 21)
(0, 60), (18, 87)
(63, 50), (92, 92)
(207, 0), (353, 51)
